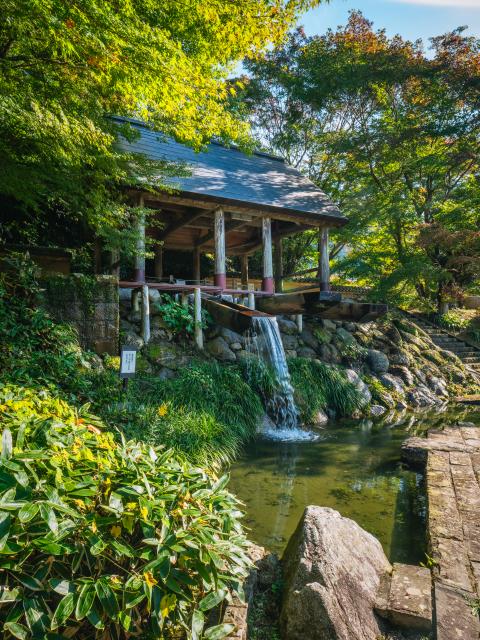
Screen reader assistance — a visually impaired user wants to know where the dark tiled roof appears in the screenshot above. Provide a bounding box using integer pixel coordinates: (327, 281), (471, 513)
(114, 117), (346, 225)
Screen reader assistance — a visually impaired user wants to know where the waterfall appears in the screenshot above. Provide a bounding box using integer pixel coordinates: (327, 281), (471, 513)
(245, 317), (299, 430)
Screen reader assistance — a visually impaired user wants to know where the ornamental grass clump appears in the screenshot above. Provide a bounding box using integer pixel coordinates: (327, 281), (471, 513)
(287, 358), (365, 423)
(0, 385), (250, 639)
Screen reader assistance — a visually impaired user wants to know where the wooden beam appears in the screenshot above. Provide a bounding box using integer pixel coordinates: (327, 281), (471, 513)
(231, 223), (311, 255)
(138, 190), (347, 228)
(158, 208), (205, 241)
(194, 219), (246, 248)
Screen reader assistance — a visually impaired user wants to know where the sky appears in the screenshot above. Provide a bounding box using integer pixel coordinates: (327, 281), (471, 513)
(301, 0), (480, 45)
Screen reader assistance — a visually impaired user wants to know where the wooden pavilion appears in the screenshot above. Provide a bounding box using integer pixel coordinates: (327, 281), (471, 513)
(114, 117), (347, 296)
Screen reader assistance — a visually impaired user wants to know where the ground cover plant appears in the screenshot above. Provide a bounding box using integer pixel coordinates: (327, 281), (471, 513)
(0, 384), (251, 639)
(98, 362), (265, 465)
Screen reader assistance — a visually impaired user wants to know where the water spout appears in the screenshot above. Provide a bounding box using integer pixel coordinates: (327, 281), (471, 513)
(245, 316), (299, 429)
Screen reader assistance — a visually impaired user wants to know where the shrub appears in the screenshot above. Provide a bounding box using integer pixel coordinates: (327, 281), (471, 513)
(438, 309), (470, 331)
(0, 385), (250, 639)
(92, 361), (264, 465)
(287, 358), (365, 422)
(0, 253), (93, 388)
(153, 298), (211, 337)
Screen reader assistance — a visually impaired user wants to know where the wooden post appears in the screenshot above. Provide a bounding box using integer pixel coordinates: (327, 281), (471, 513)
(133, 194), (146, 282)
(240, 255), (249, 287)
(248, 283), (255, 310)
(141, 284), (150, 344)
(181, 292), (189, 308)
(194, 287), (203, 350)
(131, 288), (141, 313)
(262, 217), (274, 293)
(193, 246), (201, 282)
(296, 314), (303, 333)
(274, 237), (283, 293)
(154, 245), (163, 280)
(319, 227), (330, 292)
(213, 207), (226, 289)
(109, 250), (120, 278)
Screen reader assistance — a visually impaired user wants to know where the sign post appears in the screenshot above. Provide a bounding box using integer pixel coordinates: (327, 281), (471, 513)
(120, 345), (137, 391)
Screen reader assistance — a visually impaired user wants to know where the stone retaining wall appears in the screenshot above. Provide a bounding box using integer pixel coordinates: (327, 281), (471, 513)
(43, 274), (119, 355)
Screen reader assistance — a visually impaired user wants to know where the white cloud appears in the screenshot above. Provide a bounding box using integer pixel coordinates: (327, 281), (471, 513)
(392, 0), (480, 6)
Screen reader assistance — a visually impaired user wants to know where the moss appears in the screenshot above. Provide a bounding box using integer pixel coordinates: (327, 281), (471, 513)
(312, 327), (332, 344)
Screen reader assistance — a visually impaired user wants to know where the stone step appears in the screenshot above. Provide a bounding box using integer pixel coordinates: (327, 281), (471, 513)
(375, 563), (432, 633)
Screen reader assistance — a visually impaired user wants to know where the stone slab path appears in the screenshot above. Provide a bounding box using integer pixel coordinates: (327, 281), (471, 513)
(402, 423), (480, 639)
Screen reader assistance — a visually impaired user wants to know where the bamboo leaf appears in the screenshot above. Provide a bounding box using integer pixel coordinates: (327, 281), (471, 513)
(75, 582), (95, 621)
(51, 592), (75, 630)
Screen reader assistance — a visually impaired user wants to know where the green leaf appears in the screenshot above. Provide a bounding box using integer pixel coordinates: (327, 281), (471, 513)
(51, 592), (75, 630)
(39, 504), (58, 533)
(2, 430), (13, 459)
(191, 609), (205, 640)
(204, 623), (236, 640)
(18, 503), (38, 523)
(198, 588), (228, 612)
(94, 580), (119, 620)
(4, 622), (28, 639)
(75, 582), (95, 621)
(17, 575), (44, 592)
(49, 580), (74, 596)
(86, 604), (105, 630)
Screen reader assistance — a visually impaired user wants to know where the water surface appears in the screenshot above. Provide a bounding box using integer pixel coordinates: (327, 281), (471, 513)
(229, 405), (480, 564)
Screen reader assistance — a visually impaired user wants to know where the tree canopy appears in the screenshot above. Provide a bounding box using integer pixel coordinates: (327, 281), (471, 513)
(0, 0), (318, 250)
(238, 12), (480, 309)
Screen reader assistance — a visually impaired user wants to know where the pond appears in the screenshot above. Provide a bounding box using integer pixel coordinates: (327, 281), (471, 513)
(229, 404), (480, 565)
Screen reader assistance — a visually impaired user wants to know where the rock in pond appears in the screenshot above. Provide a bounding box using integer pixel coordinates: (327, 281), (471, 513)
(281, 506), (391, 640)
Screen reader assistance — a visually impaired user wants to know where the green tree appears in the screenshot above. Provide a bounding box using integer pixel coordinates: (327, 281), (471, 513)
(0, 0), (319, 250)
(238, 13), (480, 308)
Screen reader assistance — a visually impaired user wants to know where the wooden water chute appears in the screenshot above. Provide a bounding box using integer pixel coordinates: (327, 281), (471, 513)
(255, 289), (388, 322)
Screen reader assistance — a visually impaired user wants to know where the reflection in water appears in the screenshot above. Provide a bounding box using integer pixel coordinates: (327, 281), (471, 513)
(229, 405), (480, 564)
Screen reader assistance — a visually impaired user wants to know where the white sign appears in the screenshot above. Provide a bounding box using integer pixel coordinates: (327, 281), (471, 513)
(120, 347), (137, 378)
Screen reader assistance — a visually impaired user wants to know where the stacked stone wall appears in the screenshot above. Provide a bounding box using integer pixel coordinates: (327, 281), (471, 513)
(43, 274), (119, 355)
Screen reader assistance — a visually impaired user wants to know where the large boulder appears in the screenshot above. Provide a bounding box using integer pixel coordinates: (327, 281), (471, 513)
(345, 369), (372, 407)
(206, 336), (236, 362)
(278, 317), (299, 335)
(281, 506), (391, 640)
(367, 349), (389, 374)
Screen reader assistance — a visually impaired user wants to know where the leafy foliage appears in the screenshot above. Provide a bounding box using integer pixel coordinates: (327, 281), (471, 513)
(287, 358), (365, 422)
(0, 384), (250, 639)
(0, 254), (88, 387)
(0, 0), (320, 249)
(154, 298), (211, 337)
(238, 13), (480, 308)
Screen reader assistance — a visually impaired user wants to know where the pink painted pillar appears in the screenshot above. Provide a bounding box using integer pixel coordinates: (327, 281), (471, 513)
(214, 207), (227, 288)
(261, 217), (274, 293)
